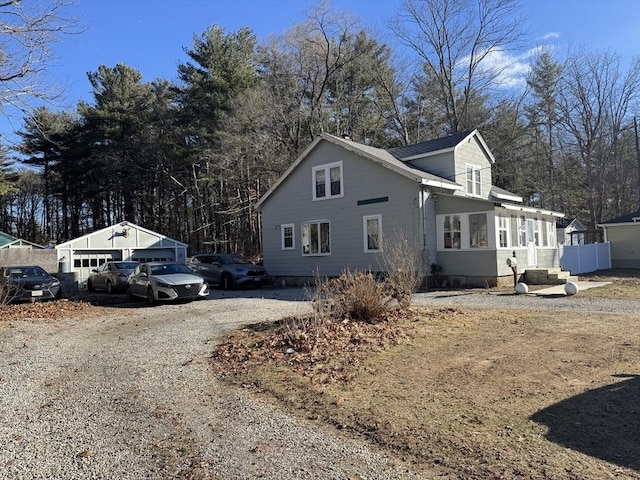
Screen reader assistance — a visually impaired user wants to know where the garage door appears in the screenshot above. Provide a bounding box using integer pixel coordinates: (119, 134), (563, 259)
(131, 249), (175, 263)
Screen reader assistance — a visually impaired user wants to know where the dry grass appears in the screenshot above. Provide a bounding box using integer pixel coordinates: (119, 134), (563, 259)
(579, 268), (640, 299)
(211, 271), (640, 479)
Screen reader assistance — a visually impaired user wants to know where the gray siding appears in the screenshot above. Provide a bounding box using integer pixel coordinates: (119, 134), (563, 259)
(407, 151), (455, 182)
(261, 140), (423, 277)
(436, 250), (498, 276)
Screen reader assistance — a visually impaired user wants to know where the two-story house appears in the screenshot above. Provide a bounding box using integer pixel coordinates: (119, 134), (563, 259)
(256, 130), (565, 287)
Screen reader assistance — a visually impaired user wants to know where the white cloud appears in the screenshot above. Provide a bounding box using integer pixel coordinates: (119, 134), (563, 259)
(541, 32), (561, 41)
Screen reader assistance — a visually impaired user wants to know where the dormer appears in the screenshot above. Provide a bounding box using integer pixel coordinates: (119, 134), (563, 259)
(388, 130), (497, 201)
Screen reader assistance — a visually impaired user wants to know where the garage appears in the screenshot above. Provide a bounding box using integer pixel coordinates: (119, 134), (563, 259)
(55, 221), (188, 285)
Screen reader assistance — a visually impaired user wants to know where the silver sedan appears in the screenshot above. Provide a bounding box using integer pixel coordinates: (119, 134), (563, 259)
(126, 262), (209, 305)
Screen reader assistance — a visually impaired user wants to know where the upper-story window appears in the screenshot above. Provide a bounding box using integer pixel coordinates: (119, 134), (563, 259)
(466, 164), (481, 196)
(313, 161), (343, 200)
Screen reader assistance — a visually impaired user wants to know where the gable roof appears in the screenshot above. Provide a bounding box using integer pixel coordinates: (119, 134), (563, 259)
(0, 231), (18, 247)
(255, 133), (463, 210)
(388, 129), (495, 163)
(55, 221), (187, 249)
(0, 231), (45, 249)
(599, 208), (640, 225)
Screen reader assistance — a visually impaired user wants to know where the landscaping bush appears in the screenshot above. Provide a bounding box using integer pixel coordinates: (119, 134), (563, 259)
(311, 270), (392, 323)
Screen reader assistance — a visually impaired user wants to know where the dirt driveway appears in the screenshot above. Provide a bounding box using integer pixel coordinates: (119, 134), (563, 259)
(0, 290), (425, 480)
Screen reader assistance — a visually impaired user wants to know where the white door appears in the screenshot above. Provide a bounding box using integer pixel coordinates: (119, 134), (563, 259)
(526, 218), (537, 267)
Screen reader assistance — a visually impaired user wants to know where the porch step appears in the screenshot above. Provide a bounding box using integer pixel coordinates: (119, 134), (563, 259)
(523, 268), (578, 285)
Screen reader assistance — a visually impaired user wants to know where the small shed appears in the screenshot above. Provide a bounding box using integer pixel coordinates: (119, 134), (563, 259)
(556, 218), (587, 245)
(597, 209), (640, 269)
(55, 221), (188, 283)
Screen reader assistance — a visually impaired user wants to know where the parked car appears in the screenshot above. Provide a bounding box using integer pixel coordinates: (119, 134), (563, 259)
(187, 253), (268, 289)
(87, 261), (138, 293)
(126, 262), (209, 305)
(0, 265), (62, 303)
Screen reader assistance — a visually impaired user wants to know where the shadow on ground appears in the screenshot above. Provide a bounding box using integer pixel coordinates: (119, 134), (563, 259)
(531, 374), (640, 471)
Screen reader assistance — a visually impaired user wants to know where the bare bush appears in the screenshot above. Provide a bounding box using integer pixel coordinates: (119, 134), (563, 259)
(311, 270), (393, 323)
(377, 230), (423, 309)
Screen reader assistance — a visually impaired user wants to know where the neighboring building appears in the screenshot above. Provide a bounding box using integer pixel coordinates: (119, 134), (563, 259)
(0, 232), (56, 273)
(598, 208), (640, 269)
(0, 231), (45, 249)
(556, 218), (587, 246)
(256, 130), (565, 287)
(55, 221), (188, 284)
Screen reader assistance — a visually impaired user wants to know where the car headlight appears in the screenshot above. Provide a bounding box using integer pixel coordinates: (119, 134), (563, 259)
(154, 280), (170, 289)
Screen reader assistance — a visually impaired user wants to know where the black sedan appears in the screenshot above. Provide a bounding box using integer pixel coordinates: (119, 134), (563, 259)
(0, 265), (62, 303)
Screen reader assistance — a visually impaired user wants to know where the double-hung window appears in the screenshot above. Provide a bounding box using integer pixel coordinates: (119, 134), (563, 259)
(281, 223), (294, 250)
(302, 221), (330, 255)
(469, 213), (488, 248)
(466, 164), (482, 196)
(312, 162), (343, 200)
(363, 214), (382, 252)
(498, 216), (509, 248)
(443, 215), (461, 249)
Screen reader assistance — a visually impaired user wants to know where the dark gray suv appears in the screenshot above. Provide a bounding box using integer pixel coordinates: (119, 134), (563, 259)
(187, 254), (268, 289)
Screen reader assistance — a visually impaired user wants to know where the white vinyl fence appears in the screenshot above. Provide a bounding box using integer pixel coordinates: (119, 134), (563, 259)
(560, 242), (611, 274)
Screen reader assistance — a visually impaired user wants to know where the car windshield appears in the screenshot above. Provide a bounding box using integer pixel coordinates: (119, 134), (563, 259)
(6, 267), (48, 277)
(225, 255), (251, 265)
(149, 263), (192, 275)
(115, 262), (138, 270)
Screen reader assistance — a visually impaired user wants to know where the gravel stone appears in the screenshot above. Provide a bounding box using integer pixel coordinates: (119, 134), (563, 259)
(0, 289), (424, 480)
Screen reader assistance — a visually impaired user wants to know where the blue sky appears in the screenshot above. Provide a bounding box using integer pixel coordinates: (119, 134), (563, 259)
(2, 0), (639, 143)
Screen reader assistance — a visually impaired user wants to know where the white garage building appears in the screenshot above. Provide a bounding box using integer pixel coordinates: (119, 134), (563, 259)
(56, 221), (188, 284)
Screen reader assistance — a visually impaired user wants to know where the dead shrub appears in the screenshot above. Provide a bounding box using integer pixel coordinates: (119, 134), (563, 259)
(377, 230), (423, 309)
(311, 270), (392, 323)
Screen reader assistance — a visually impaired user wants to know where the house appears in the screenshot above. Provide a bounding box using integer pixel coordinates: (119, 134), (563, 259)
(0, 231), (45, 249)
(55, 221), (188, 284)
(256, 130), (565, 287)
(0, 231), (57, 272)
(597, 208), (640, 269)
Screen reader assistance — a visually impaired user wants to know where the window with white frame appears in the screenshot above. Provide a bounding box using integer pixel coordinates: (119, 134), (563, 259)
(312, 162), (343, 200)
(520, 215), (527, 246)
(301, 221), (330, 255)
(533, 218), (540, 245)
(444, 215), (461, 249)
(510, 215), (519, 247)
(363, 214), (382, 252)
(469, 213), (488, 248)
(466, 164), (482, 196)
(281, 223), (294, 250)
(547, 220), (556, 247)
(541, 219), (548, 247)
(498, 216), (509, 248)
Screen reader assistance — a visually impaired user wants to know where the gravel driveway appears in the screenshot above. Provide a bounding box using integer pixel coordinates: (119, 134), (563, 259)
(1, 286), (637, 479)
(1, 289), (425, 480)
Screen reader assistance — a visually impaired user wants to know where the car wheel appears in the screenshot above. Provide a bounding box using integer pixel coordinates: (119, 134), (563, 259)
(87, 279), (94, 292)
(146, 287), (155, 305)
(221, 273), (233, 290)
(106, 281), (113, 294)
(126, 285), (136, 301)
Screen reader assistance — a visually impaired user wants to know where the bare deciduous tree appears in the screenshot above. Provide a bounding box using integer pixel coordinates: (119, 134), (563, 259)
(390, 0), (525, 134)
(0, 0), (79, 116)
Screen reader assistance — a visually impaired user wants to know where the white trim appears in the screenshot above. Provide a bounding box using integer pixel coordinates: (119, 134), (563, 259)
(301, 220), (331, 256)
(492, 191), (523, 202)
(400, 146), (455, 161)
(281, 223), (295, 250)
(312, 161), (344, 201)
(501, 203), (565, 218)
(465, 163), (482, 197)
(421, 178), (463, 190)
(363, 214), (382, 253)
